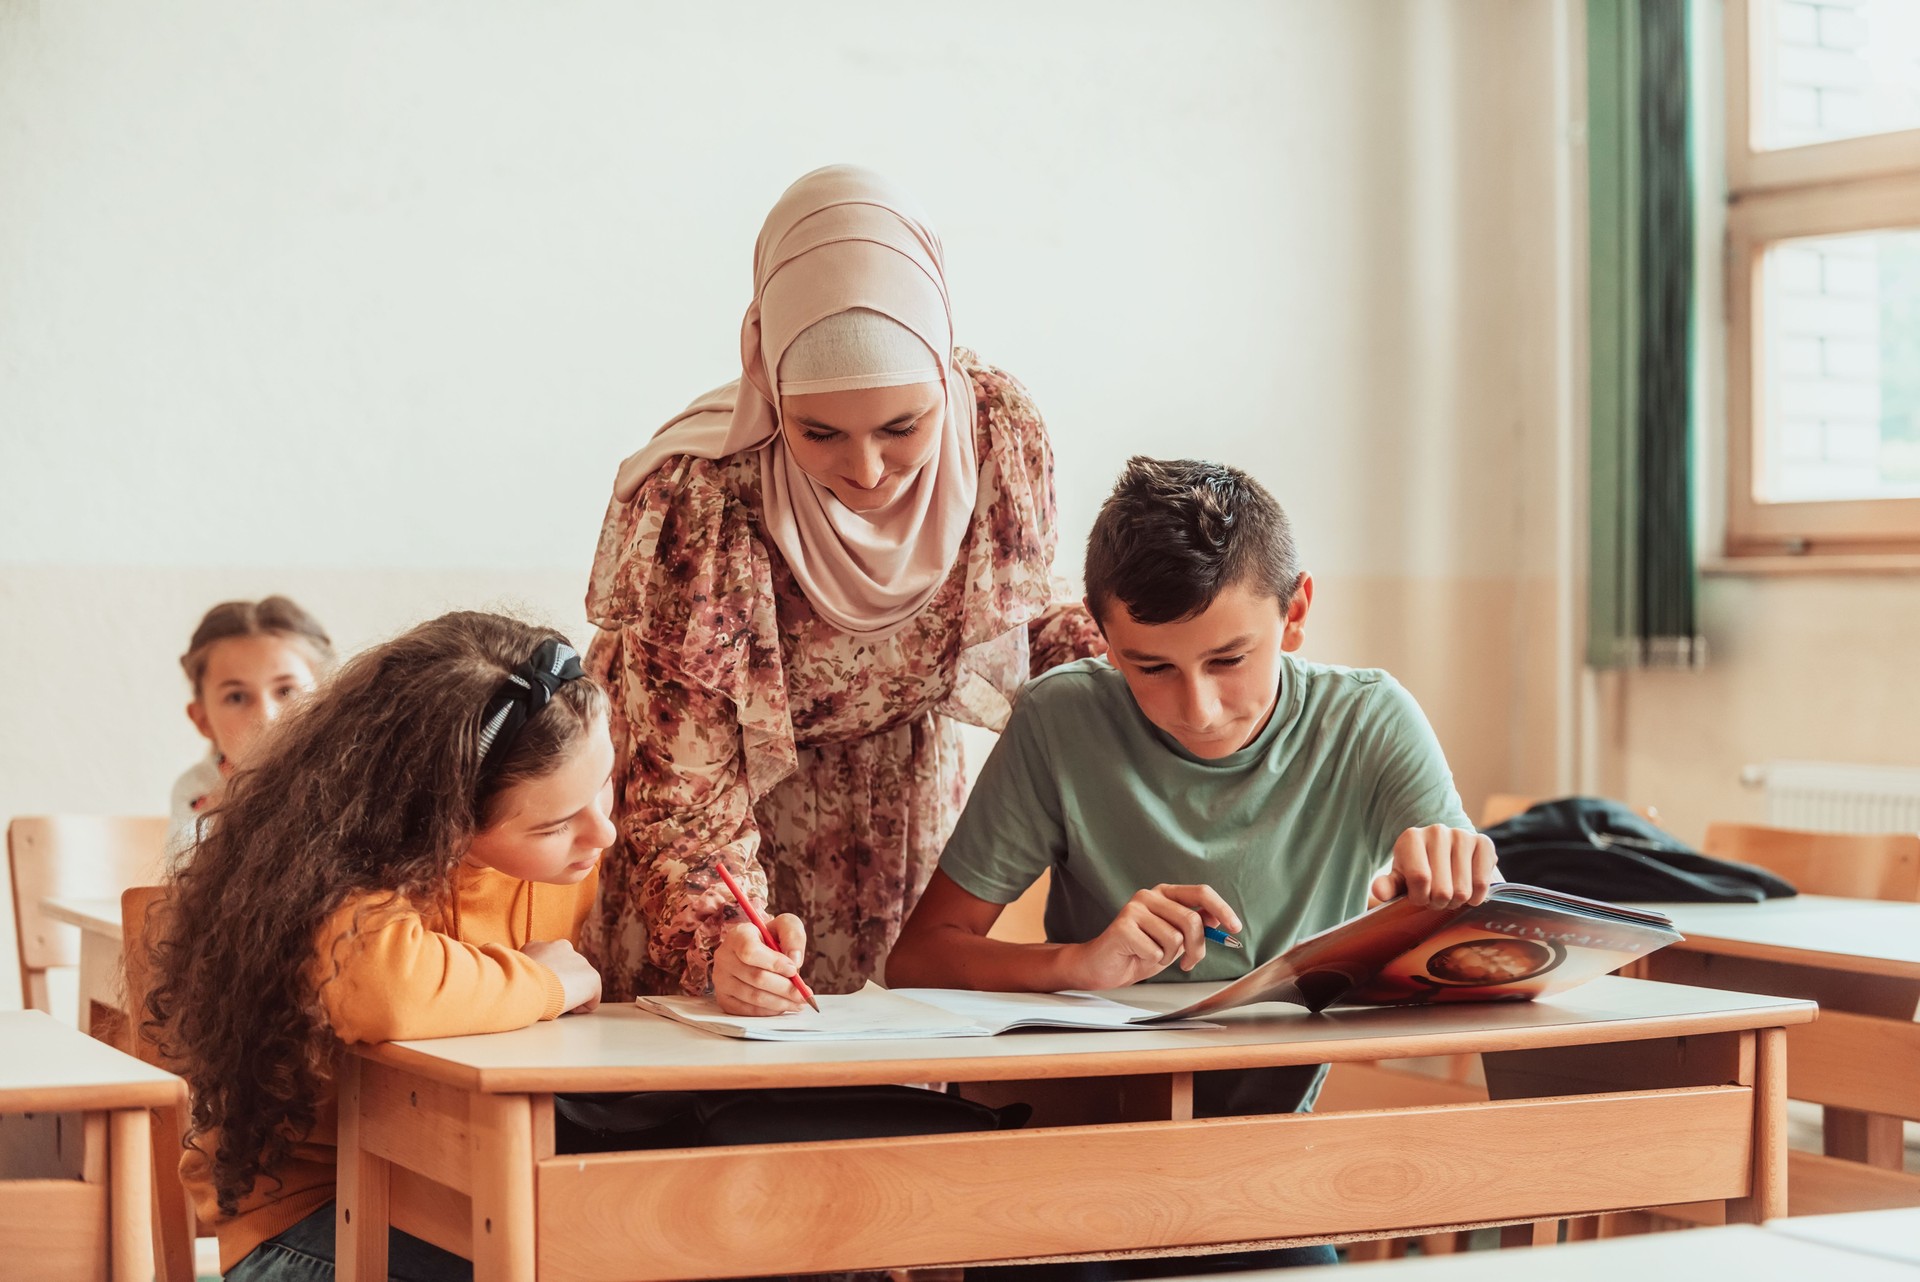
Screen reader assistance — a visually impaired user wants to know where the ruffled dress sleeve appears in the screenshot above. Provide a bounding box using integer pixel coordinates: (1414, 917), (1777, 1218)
(582, 456), (799, 998)
(941, 355), (1105, 726)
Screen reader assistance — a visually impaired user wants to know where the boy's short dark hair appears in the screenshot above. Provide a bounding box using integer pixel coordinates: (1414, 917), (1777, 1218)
(1085, 457), (1300, 626)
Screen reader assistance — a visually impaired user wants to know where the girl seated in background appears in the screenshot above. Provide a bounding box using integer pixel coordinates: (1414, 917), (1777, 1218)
(168, 595), (336, 859)
(147, 611), (610, 1282)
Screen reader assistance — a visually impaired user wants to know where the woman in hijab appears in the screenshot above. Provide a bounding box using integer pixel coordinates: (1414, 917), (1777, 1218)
(585, 165), (1101, 1008)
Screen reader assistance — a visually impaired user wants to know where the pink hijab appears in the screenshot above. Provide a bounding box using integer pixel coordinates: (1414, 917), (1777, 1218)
(612, 166), (979, 638)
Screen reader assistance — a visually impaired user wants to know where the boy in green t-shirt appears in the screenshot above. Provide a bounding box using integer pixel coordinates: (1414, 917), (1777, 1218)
(889, 457), (1497, 1274)
(890, 455), (1497, 997)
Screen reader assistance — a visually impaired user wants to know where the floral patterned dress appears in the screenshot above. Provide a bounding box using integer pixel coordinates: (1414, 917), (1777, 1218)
(582, 350), (1102, 1000)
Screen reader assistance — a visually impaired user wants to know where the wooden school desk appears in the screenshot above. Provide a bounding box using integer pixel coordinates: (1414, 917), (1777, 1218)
(38, 897), (125, 1041)
(1635, 895), (1920, 1203)
(1768, 1207), (1920, 1267)
(334, 976), (1812, 1282)
(1163, 1224), (1920, 1281)
(0, 1010), (184, 1281)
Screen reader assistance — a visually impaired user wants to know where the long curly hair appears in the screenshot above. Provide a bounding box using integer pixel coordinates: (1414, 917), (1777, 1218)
(145, 610), (607, 1216)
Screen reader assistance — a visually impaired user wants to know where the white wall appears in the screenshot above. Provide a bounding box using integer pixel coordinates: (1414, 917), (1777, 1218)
(0, 0), (1572, 1010)
(1613, 574), (1920, 844)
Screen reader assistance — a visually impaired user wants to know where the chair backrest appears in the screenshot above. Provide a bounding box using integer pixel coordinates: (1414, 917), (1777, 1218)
(987, 870), (1051, 944)
(1702, 822), (1920, 902)
(121, 885), (199, 1282)
(1476, 794), (1663, 830)
(8, 815), (169, 1011)
(1478, 794), (1537, 828)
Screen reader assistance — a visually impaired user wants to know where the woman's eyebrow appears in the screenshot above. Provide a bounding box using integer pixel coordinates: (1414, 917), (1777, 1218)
(792, 410), (921, 432)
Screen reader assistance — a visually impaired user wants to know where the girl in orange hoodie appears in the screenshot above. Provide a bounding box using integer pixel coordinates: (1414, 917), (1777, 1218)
(148, 611), (612, 1282)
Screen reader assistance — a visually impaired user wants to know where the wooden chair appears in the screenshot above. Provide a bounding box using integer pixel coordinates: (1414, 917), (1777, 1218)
(120, 886), (474, 1279)
(1479, 793), (1663, 829)
(8, 816), (168, 1014)
(1702, 821), (1920, 903)
(119, 886), (199, 1282)
(0, 1008), (181, 1281)
(986, 870), (1051, 944)
(1479, 794), (1539, 828)
(1706, 822), (1920, 1217)
(1598, 823), (1920, 1231)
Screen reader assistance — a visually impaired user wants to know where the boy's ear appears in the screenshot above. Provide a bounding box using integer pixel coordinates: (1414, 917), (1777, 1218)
(186, 700), (216, 743)
(1280, 572), (1314, 653)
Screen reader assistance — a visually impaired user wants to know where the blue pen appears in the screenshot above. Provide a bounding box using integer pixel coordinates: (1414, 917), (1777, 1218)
(1204, 925), (1244, 950)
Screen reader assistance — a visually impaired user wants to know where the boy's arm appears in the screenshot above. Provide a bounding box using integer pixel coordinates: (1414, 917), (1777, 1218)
(887, 871), (1244, 992)
(889, 682), (1240, 991)
(885, 871), (1080, 991)
(1360, 678), (1499, 906)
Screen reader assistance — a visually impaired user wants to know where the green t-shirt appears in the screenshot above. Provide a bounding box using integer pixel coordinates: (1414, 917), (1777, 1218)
(939, 655), (1473, 987)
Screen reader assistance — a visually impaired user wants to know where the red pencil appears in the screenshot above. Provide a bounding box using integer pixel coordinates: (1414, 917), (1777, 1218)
(713, 860), (821, 1013)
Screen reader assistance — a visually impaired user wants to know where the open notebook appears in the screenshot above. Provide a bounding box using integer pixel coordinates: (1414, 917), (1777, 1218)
(634, 983), (1216, 1041)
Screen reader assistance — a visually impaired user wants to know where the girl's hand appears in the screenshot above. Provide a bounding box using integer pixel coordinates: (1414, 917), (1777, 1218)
(1057, 884), (1241, 991)
(713, 915), (809, 1016)
(523, 939), (603, 1013)
(1369, 826), (1500, 909)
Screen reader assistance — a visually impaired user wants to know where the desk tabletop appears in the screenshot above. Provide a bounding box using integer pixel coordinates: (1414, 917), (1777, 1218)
(363, 975), (1814, 1093)
(1651, 895), (1920, 979)
(40, 896), (124, 941)
(1213, 1225), (1920, 1279)
(1768, 1209), (1920, 1266)
(0, 1010), (182, 1111)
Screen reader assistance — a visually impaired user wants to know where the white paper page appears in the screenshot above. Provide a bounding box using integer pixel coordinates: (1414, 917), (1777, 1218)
(634, 982), (989, 1041)
(891, 988), (1217, 1032)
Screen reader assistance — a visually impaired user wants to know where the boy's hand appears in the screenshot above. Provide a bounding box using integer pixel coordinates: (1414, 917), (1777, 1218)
(713, 915), (809, 1016)
(1370, 826), (1500, 909)
(1058, 884), (1242, 990)
(523, 939), (603, 1014)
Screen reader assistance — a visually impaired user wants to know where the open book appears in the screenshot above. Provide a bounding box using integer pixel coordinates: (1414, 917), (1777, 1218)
(635, 983), (1216, 1042)
(1147, 883), (1683, 1021)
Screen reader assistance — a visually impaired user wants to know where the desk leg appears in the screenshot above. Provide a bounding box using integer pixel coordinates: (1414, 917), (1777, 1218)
(469, 1093), (535, 1282)
(1728, 1027), (1788, 1224)
(336, 1057), (391, 1282)
(108, 1108), (155, 1282)
(1499, 1221), (1558, 1248)
(1824, 1107), (1907, 1169)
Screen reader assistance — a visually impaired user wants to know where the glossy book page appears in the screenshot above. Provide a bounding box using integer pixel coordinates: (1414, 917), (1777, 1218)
(1149, 885), (1682, 1019)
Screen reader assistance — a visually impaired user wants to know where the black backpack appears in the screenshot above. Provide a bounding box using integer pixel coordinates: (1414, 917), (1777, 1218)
(1484, 796), (1798, 903)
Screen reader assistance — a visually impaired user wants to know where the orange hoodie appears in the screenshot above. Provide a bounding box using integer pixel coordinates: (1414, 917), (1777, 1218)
(183, 863), (597, 1274)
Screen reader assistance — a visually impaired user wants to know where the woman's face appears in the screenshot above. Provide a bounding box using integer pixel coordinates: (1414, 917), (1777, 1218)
(779, 381), (944, 513)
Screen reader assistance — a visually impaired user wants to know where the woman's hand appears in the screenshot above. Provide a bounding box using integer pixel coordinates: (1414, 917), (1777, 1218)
(1369, 826), (1500, 909)
(523, 939), (603, 1014)
(712, 914), (809, 1016)
(1055, 884), (1241, 991)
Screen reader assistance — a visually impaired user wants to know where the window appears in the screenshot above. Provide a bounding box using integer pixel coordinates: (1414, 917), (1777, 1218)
(1724, 0), (1920, 556)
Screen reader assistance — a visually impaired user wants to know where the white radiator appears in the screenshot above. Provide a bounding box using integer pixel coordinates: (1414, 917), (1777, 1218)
(1741, 761), (1920, 833)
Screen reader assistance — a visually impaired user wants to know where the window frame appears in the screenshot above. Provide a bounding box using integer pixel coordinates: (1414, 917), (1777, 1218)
(1723, 0), (1920, 557)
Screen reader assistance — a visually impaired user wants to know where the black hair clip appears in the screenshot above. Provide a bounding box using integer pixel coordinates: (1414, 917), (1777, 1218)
(477, 638), (585, 764)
